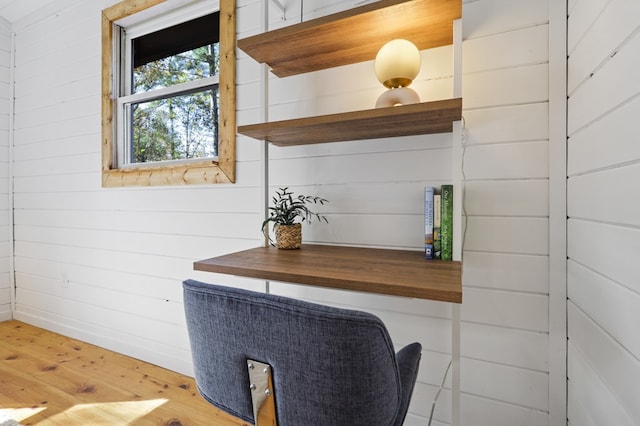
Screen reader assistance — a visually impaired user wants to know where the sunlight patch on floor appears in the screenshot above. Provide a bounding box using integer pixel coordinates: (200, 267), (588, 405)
(1, 399), (169, 425)
(0, 406), (46, 423)
(43, 399), (169, 425)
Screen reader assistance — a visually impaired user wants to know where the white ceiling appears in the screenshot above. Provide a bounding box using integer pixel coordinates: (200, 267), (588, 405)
(0, 0), (57, 23)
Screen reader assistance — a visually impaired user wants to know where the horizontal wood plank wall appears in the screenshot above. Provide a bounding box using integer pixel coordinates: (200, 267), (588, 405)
(567, 0), (640, 424)
(11, 1), (552, 425)
(239, 0), (552, 424)
(10, 0), (264, 376)
(458, 0), (551, 424)
(0, 17), (10, 322)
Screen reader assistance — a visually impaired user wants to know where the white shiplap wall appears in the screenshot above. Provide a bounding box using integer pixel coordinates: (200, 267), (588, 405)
(459, 0), (551, 424)
(0, 16), (10, 322)
(11, 0), (265, 374)
(9, 0), (554, 425)
(567, 0), (640, 424)
(242, 0), (553, 424)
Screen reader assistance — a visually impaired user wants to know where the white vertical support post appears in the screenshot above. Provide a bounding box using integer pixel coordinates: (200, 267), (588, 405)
(451, 18), (463, 426)
(451, 19), (463, 262)
(548, 0), (567, 424)
(452, 302), (461, 426)
(451, 119), (462, 426)
(260, 0), (271, 294)
(259, 0), (270, 248)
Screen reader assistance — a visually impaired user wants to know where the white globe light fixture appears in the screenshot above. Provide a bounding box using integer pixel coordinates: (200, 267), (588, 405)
(374, 39), (421, 108)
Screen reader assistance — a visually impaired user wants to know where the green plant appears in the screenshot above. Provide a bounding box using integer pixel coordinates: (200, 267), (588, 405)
(261, 187), (329, 240)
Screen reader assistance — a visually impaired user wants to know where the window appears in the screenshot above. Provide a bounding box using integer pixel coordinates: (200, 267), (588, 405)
(123, 12), (220, 165)
(102, 0), (236, 186)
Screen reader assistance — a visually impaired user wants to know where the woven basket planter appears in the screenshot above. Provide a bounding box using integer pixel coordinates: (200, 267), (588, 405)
(275, 223), (302, 249)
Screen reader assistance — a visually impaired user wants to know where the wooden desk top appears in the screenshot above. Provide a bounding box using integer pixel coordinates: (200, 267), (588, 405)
(194, 244), (462, 303)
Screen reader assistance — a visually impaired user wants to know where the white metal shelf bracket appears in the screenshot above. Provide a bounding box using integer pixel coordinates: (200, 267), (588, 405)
(269, 0), (286, 20)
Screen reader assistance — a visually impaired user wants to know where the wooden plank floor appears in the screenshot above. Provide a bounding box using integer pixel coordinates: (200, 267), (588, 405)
(0, 320), (250, 426)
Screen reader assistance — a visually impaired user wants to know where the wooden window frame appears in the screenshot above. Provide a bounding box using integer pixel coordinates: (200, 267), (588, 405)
(101, 0), (236, 187)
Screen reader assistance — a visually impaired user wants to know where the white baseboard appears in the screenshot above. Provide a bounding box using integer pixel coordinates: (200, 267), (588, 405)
(13, 308), (195, 377)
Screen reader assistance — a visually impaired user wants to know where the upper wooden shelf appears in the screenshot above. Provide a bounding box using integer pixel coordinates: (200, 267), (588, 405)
(194, 244), (462, 303)
(238, 98), (462, 146)
(237, 0), (462, 77)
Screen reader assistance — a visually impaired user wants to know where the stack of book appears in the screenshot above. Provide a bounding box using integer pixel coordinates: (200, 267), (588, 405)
(425, 185), (453, 260)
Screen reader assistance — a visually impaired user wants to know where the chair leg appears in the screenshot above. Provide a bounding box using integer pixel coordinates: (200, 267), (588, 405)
(247, 360), (278, 426)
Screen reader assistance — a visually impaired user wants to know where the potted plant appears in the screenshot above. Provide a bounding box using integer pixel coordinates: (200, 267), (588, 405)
(261, 187), (329, 249)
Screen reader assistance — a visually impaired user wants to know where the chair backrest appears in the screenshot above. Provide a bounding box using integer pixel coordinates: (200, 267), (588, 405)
(183, 279), (407, 426)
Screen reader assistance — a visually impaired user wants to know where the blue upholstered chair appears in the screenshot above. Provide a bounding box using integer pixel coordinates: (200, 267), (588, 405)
(183, 279), (422, 426)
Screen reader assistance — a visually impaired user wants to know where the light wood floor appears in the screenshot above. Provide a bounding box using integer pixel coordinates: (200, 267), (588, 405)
(0, 320), (250, 426)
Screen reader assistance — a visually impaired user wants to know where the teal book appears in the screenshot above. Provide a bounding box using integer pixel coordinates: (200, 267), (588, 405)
(440, 185), (453, 261)
(424, 186), (435, 259)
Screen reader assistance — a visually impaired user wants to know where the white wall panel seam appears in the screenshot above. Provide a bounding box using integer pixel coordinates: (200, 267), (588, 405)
(568, 257), (640, 298)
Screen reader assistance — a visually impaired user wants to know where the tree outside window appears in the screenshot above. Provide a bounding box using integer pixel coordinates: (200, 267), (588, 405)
(131, 44), (220, 164)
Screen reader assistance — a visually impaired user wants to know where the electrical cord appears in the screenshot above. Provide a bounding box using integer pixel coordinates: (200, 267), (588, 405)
(461, 116), (468, 254)
(428, 359), (453, 425)
(428, 117), (466, 426)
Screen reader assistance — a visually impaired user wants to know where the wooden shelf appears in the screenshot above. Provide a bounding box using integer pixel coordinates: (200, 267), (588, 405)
(237, 0), (462, 77)
(238, 98), (462, 146)
(194, 244), (462, 303)
(236, 0), (463, 146)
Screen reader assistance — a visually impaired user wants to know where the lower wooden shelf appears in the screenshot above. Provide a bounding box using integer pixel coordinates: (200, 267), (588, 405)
(237, 98), (462, 146)
(194, 244), (462, 303)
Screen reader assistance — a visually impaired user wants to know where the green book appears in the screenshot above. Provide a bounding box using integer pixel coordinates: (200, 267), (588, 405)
(433, 194), (441, 259)
(440, 185), (453, 261)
